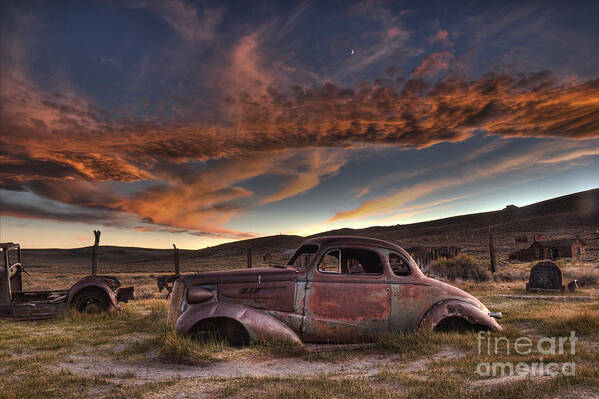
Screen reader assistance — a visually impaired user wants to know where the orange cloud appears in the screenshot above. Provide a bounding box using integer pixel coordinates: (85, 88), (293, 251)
(2, 32), (599, 238)
(260, 151), (346, 205)
(411, 51), (454, 76)
(428, 29), (450, 45)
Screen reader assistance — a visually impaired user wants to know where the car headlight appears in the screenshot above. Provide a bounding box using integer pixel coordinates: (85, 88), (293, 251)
(186, 286), (214, 304)
(489, 311), (502, 319)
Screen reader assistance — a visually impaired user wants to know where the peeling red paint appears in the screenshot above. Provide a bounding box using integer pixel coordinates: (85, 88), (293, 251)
(171, 236), (502, 344)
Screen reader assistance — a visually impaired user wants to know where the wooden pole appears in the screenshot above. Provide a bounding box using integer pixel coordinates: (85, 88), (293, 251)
(167, 280), (184, 328)
(92, 230), (100, 276)
(173, 244), (180, 276)
(247, 247), (252, 268)
(489, 226), (497, 274)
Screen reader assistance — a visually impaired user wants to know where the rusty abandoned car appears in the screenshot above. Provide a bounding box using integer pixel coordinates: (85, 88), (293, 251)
(1, 241), (134, 319)
(167, 236), (502, 345)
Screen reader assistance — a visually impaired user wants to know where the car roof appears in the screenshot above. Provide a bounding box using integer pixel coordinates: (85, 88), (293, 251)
(301, 236), (405, 252)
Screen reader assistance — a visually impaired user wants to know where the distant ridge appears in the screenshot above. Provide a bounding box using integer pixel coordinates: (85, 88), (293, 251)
(21, 188), (599, 272)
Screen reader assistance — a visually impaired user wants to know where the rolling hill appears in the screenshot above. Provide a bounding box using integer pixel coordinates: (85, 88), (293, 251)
(20, 188), (599, 273)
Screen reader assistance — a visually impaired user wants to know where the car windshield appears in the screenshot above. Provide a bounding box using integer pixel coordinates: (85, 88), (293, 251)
(287, 244), (318, 268)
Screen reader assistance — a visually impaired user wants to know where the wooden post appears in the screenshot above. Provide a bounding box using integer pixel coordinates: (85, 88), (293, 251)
(488, 226), (496, 274)
(173, 244), (180, 276)
(92, 230), (100, 276)
(247, 247), (252, 269)
(167, 280), (184, 328)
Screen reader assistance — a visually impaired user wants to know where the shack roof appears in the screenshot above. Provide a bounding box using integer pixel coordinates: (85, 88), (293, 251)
(532, 238), (585, 247)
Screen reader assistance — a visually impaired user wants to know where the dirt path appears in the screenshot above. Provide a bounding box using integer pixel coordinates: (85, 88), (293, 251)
(56, 345), (469, 391)
(57, 352), (401, 382)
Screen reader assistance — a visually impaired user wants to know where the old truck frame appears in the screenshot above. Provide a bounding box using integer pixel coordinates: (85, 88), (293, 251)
(1, 241), (134, 320)
(167, 236), (502, 345)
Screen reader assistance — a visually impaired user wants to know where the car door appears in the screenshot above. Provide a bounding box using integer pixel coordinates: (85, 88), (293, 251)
(388, 250), (435, 331)
(301, 246), (391, 343)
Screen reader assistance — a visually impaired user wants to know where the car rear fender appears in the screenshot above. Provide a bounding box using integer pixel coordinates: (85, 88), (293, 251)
(175, 301), (302, 345)
(66, 278), (118, 309)
(418, 299), (502, 332)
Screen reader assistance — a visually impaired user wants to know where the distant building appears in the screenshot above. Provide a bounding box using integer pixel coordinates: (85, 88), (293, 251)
(509, 237), (586, 261)
(263, 252), (273, 262)
(513, 235), (528, 245)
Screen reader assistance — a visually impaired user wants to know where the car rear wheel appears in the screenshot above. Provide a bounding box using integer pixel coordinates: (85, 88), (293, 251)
(73, 289), (111, 313)
(190, 317), (250, 347)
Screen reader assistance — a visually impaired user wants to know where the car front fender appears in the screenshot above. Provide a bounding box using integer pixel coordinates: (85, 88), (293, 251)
(418, 299), (502, 332)
(175, 301), (302, 345)
(66, 277), (118, 309)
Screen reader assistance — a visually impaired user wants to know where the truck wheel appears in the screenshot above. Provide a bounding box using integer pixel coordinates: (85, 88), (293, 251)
(73, 290), (111, 313)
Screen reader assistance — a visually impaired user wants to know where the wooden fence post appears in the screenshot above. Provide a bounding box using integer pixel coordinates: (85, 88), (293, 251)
(247, 247), (252, 268)
(92, 230), (100, 276)
(173, 244), (180, 276)
(489, 227), (497, 274)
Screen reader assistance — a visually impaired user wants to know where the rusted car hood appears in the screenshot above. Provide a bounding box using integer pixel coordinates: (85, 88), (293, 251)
(421, 276), (488, 311)
(179, 267), (296, 286)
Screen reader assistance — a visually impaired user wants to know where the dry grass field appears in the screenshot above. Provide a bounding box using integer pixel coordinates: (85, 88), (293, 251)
(2, 265), (598, 399)
(2, 189), (599, 398)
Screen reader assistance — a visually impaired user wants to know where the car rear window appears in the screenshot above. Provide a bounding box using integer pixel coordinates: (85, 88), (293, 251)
(288, 244), (318, 268)
(389, 253), (411, 276)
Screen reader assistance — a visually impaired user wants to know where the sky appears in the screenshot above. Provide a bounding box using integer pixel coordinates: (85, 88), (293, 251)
(0, 0), (598, 249)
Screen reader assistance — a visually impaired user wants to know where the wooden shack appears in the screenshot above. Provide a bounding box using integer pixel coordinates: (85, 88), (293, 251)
(509, 237), (586, 261)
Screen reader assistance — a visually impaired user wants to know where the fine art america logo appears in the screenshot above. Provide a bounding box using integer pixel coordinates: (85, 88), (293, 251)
(475, 331), (577, 377)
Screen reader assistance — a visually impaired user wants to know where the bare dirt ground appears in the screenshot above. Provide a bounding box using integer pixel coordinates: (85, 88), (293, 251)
(57, 352), (403, 381)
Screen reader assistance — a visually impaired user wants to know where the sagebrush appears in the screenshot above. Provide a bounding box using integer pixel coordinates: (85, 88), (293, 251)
(429, 254), (491, 281)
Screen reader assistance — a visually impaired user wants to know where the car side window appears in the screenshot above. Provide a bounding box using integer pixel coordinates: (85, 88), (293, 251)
(318, 248), (383, 275)
(390, 253), (411, 276)
(344, 248), (383, 274)
(348, 257), (365, 273)
(318, 250), (341, 273)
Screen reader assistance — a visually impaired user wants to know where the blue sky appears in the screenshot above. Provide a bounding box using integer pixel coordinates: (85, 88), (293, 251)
(1, 0), (598, 248)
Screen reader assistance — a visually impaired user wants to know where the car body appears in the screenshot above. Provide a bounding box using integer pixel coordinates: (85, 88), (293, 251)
(168, 236), (502, 344)
(1, 242), (134, 320)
